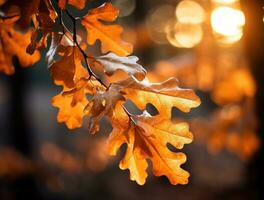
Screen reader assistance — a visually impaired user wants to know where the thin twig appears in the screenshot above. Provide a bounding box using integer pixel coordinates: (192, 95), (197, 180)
(122, 105), (136, 124)
(64, 8), (107, 88)
(60, 6), (133, 121)
(0, 14), (20, 21)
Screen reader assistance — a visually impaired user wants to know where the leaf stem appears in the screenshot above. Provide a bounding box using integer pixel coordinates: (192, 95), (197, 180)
(61, 8), (108, 88)
(122, 105), (137, 124)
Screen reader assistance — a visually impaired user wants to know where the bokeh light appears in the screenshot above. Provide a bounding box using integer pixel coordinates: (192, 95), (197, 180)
(146, 4), (175, 44)
(166, 21), (203, 48)
(175, 0), (205, 24)
(211, 6), (245, 44)
(212, 0), (238, 4)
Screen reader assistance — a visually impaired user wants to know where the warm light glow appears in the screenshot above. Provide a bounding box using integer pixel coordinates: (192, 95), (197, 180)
(148, 5), (174, 33)
(166, 21), (203, 48)
(146, 4), (175, 44)
(211, 7), (245, 44)
(212, 0), (238, 3)
(175, 0), (205, 24)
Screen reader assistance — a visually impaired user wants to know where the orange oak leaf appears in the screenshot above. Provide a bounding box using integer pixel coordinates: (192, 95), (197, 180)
(96, 52), (146, 80)
(81, 2), (133, 56)
(52, 77), (104, 130)
(27, 0), (57, 54)
(1, 0), (39, 27)
(108, 111), (192, 185)
(49, 47), (85, 88)
(0, 15), (40, 75)
(50, 55), (92, 129)
(58, 0), (86, 10)
(52, 91), (89, 129)
(115, 77), (201, 118)
(47, 32), (89, 87)
(47, 32), (93, 129)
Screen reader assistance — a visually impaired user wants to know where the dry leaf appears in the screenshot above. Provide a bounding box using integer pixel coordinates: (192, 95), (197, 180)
(46, 32), (74, 67)
(52, 91), (89, 129)
(108, 111), (192, 185)
(27, 0), (57, 54)
(47, 32), (92, 129)
(58, 0), (86, 10)
(49, 47), (85, 88)
(0, 0), (202, 186)
(0, 15), (40, 74)
(115, 77), (201, 118)
(81, 2), (133, 56)
(85, 84), (125, 134)
(96, 52), (146, 80)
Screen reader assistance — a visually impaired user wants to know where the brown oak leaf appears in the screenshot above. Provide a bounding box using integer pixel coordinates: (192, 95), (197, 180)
(85, 84), (125, 134)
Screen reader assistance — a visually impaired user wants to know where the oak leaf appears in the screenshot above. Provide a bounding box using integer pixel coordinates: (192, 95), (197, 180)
(52, 77), (105, 130)
(1, 0), (39, 27)
(49, 47), (85, 88)
(58, 0), (86, 10)
(52, 91), (89, 129)
(50, 53), (91, 129)
(0, 15), (40, 75)
(96, 52), (146, 80)
(47, 32), (92, 129)
(85, 84), (125, 134)
(27, 0), (57, 54)
(47, 32), (89, 87)
(115, 77), (201, 118)
(81, 2), (132, 56)
(46, 32), (74, 68)
(108, 111), (192, 185)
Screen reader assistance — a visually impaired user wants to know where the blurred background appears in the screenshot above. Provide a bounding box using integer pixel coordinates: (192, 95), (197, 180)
(0, 0), (264, 199)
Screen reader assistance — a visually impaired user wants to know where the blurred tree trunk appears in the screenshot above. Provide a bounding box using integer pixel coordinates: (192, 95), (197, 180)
(242, 1), (264, 199)
(5, 61), (42, 199)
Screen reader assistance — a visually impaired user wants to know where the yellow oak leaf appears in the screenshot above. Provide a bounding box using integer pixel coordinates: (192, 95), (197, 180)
(115, 77), (201, 118)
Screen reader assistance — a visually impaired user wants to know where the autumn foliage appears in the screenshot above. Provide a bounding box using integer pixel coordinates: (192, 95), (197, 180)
(0, 0), (201, 185)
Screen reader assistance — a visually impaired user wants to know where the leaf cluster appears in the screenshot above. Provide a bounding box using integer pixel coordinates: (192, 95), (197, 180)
(0, 0), (201, 185)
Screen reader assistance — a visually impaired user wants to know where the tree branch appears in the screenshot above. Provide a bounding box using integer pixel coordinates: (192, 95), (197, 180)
(62, 8), (107, 88)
